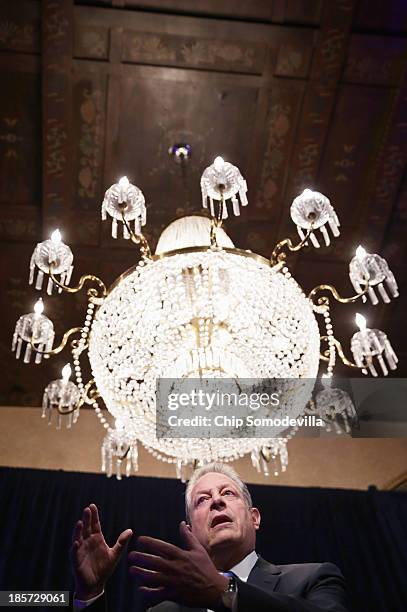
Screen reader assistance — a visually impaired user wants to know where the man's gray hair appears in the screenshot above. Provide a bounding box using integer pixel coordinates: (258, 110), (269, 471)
(185, 462), (253, 524)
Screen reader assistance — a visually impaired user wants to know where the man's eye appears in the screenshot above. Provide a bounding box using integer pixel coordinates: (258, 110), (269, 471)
(223, 489), (235, 496)
(196, 496), (207, 505)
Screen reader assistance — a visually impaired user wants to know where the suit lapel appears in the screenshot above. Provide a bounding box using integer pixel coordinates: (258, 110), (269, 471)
(247, 556), (281, 592)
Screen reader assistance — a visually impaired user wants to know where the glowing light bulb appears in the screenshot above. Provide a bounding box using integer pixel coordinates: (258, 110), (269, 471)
(34, 298), (44, 316)
(118, 176), (130, 190)
(51, 229), (62, 244)
(355, 313), (367, 331)
(61, 363), (71, 383)
(213, 156), (225, 172)
(118, 176), (130, 205)
(356, 245), (367, 260)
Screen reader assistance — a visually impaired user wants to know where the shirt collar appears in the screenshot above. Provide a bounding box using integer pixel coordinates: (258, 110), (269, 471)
(229, 550), (258, 582)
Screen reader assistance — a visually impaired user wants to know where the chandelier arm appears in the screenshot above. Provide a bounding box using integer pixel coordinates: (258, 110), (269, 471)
(83, 378), (99, 404)
(30, 326), (83, 356)
(74, 379), (100, 412)
(308, 282), (369, 304)
(270, 226), (314, 265)
(120, 211), (152, 259)
(55, 403), (80, 416)
(320, 335), (360, 369)
(49, 266), (107, 298)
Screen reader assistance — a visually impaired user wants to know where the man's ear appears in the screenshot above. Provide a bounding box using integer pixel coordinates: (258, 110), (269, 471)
(251, 507), (261, 530)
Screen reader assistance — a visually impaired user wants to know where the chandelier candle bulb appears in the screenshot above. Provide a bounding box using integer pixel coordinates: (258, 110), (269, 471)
(356, 245), (366, 260)
(349, 246), (399, 305)
(51, 229), (62, 244)
(34, 297), (44, 316)
(118, 176), (130, 204)
(213, 156), (225, 171)
(29, 229), (74, 295)
(61, 363), (72, 384)
(355, 312), (367, 331)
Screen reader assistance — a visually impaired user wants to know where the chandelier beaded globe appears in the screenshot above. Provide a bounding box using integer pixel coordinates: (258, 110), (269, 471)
(12, 152), (399, 480)
(89, 221), (319, 467)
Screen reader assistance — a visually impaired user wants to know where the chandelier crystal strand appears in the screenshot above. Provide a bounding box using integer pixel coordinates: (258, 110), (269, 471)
(290, 189), (340, 248)
(72, 340), (87, 423)
(101, 176), (147, 239)
(322, 304), (336, 378)
(29, 229), (74, 295)
(351, 313), (398, 376)
(12, 298), (54, 364)
(349, 246), (399, 305)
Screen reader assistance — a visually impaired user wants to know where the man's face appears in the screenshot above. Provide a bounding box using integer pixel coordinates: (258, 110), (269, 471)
(188, 472), (260, 556)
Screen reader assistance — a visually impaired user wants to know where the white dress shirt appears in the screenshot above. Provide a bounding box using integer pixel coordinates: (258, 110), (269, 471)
(208, 550), (258, 612)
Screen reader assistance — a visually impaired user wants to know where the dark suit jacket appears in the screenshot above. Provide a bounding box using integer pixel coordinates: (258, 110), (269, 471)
(84, 556), (349, 612)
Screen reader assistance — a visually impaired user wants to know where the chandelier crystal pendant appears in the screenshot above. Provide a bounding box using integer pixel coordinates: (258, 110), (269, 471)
(349, 246), (399, 305)
(12, 155), (399, 480)
(290, 188), (340, 247)
(200, 156), (248, 218)
(102, 175), (147, 239)
(29, 229), (74, 295)
(42, 364), (81, 430)
(12, 298), (54, 364)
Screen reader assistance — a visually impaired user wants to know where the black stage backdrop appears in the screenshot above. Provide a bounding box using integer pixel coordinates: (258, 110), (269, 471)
(0, 467), (406, 612)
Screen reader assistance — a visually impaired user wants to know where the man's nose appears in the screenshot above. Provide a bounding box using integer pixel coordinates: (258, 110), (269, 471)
(210, 493), (225, 509)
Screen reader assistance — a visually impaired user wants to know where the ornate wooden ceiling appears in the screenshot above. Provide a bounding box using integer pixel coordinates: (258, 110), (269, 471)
(1, 0), (406, 407)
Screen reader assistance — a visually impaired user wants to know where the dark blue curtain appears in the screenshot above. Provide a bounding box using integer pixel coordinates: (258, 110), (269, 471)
(0, 467), (406, 612)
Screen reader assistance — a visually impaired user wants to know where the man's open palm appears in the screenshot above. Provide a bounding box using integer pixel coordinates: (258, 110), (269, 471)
(70, 503), (132, 600)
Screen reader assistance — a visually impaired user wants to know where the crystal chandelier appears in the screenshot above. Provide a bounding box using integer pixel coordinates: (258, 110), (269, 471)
(12, 152), (399, 480)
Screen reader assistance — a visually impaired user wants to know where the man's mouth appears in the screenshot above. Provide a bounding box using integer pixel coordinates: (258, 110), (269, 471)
(210, 514), (233, 528)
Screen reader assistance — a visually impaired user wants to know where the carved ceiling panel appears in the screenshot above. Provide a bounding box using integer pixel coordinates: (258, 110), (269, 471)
(0, 58), (41, 210)
(0, 0), (406, 407)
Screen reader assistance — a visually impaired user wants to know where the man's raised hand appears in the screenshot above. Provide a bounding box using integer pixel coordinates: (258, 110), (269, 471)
(128, 521), (227, 608)
(70, 503), (133, 600)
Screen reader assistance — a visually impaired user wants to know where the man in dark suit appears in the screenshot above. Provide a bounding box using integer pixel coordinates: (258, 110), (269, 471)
(71, 463), (349, 611)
